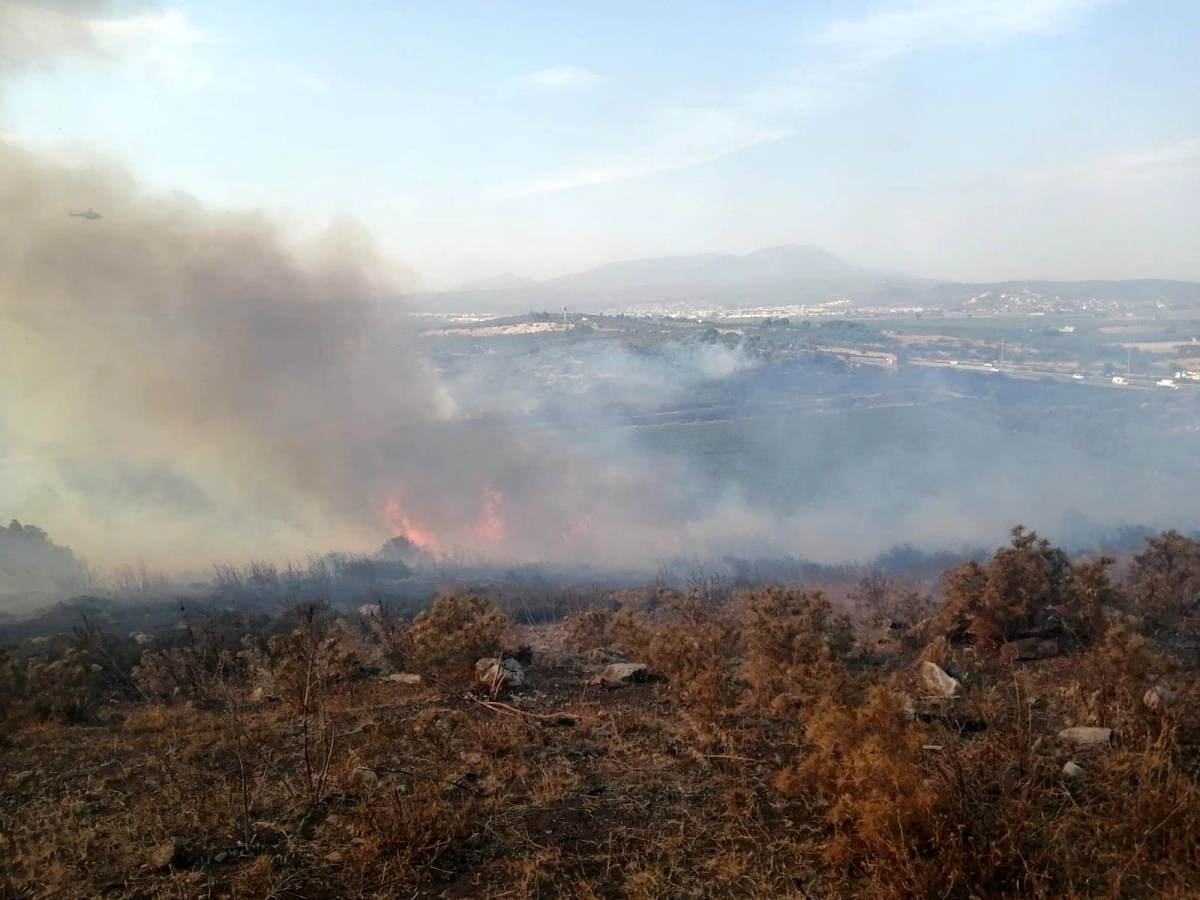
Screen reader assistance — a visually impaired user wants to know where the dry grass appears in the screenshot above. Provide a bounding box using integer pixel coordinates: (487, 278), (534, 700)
(2, 532), (1200, 898)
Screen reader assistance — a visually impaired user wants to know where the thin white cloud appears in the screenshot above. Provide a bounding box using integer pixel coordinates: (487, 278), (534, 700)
(502, 0), (1117, 197)
(498, 108), (788, 198)
(819, 0), (1115, 63)
(522, 66), (600, 91)
(88, 9), (214, 92)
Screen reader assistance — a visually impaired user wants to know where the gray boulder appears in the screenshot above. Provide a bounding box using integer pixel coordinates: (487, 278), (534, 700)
(920, 661), (961, 699)
(588, 662), (651, 686)
(1058, 726), (1112, 747)
(476, 657), (525, 690)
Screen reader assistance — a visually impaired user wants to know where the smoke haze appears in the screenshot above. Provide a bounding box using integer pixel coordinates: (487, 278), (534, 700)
(1, 1), (454, 563)
(2, 1), (1199, 586)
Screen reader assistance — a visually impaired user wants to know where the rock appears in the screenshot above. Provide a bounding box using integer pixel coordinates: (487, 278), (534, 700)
(213, 851), (229, 863)
(387, 672), (423, 686)
(148, 837), (189, 870)
(357, 603), (381, 619)
(325, 851), (344, 863)
(1062, 761), (1086, 779)
(476, 657), (525, 690)
(1001, 637), (1060, 661)
(129, 631), (153, 645)
(1143, 683), (1177, 710)
(585, 647), (629, 665)
(510, 646), (535, 667)
(920, 661), (961, 699)
(349, 766), (380, 789)
(249, 686), (264, 703)
(588, 663), (651, 686)
(1058, 726), (1112, 747)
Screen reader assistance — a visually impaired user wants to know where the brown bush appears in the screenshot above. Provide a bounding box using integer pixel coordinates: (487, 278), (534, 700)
(779, 686), (936, 874)
(1129, 530), (1200, 633)
(639, 590), (742, 718)
(405, 592), (508, 678)
(562, 605), (615, 652)
(1, 647), (99, 726)
(741, 586), (852, 711)
(928, 527), (1113, 651)
(849, 571), (937, 626)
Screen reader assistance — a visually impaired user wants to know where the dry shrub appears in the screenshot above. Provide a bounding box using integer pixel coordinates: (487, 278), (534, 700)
(604, 605), (657, 656)
(404, 592), (507, 679)
(357, 782), (478, 877)
(1065, 625), (1180, 736)
(1070, 730), (1200, 889)
(741, 586), (852, 711)
(849, 570), (937, 626)
(1128, 529), (1200, 633)
(0, 647), (98, 726)
(267, 607), (360, 714)
(1065, 555), (1120, 644)
(133, 632), (267, 704)
(917, 722), (1200, 898)
(927, 527), (1112, 651)
(408, 706), (471, 757)
(917, 634), (950, 666)
(797, 666), (1200, 898)
(562, 605), (615, 652)
(919, 744), (1056, 897)
(932, 527), (1069, 646)
(779, 686), (936, 874)
(2, 624), (143, 728)
(639, 590), (742, 718)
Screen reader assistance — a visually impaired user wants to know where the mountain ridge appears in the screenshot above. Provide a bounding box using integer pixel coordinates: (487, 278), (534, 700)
(449, 244), (874, 293)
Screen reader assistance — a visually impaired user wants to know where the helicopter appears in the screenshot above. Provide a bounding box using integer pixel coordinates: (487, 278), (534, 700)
(69, 209), (102, 220)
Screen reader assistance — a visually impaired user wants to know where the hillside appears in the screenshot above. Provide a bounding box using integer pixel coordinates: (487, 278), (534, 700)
(2, 528), (1198, 898)
(412, 247), (1200, 316)
(550, 244), (874, 289)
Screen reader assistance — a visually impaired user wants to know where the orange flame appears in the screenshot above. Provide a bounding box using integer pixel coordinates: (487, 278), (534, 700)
(383, 491), (441, 555)
(472, 481), (506, 546)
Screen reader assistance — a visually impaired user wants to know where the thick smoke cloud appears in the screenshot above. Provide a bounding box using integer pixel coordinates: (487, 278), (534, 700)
(2, 0), (1197, 583)
(0, 1), (457, 563)
(0, 0), (114, 76)
(0, 0), (695, 570)
(0, 138), (454, 561)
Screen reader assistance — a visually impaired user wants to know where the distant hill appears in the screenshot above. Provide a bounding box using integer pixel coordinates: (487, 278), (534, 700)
(405, 245), (1200, 316)
(550, 244), (873, 289)
(454, 272), (538, 292)
(925, 279), (1200, 305)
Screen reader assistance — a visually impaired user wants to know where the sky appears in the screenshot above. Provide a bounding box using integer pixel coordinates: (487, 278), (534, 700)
(3, 0), (1199, 289)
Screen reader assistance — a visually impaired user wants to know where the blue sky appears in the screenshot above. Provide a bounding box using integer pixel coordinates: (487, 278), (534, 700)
(5, 0), (1199, 287)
